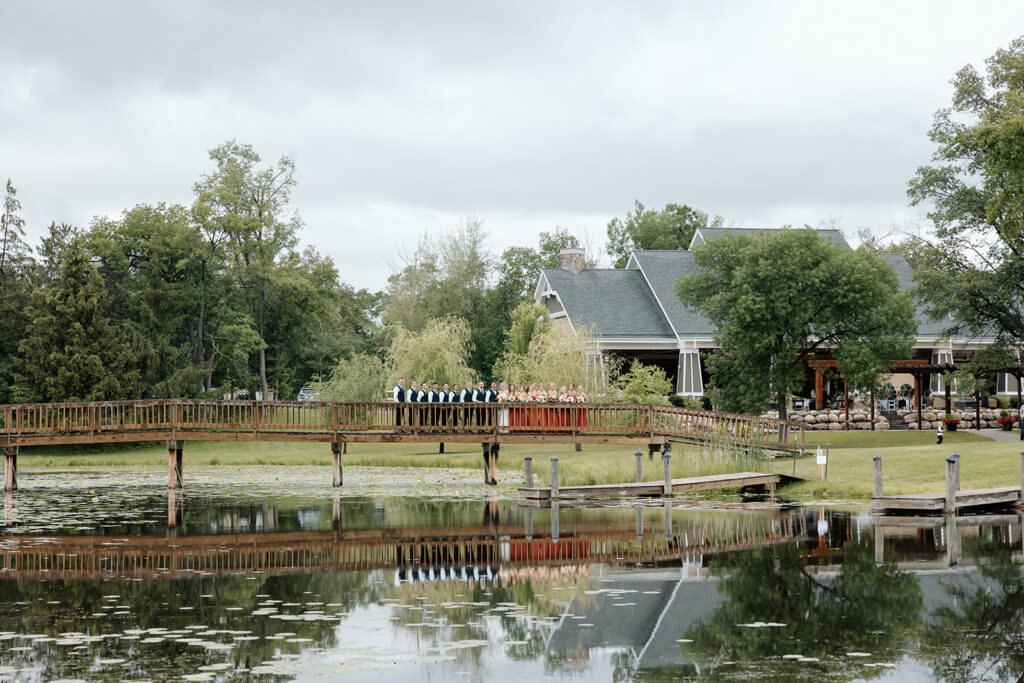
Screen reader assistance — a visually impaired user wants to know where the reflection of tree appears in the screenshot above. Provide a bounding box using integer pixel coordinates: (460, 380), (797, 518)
(921, 551), (1024, 682)
(680, 543), (921, 681)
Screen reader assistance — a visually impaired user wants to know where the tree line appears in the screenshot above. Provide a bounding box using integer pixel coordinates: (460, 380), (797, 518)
(4, 37), (1021, 412)
(0, 138), (696, 405)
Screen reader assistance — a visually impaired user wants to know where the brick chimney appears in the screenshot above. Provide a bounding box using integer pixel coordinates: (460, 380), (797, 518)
(558, 244), (586, 275)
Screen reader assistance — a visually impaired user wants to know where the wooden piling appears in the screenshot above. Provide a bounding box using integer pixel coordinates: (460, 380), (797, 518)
(635, 451), (643, 483)
(550, 501), (559, 542)
(944, 455), (956, 514)
(952, 451), (960, 491)
(2, 447), (16, 492)
(550, 457), (559, 500)
(662, 452), (672, 497)
(873, 454), (882, 498)
(874, 524), (884, 565)
(524, 455), (533, 488)
(1020, 450), (1024, 500)
(331, 443), (343, 487)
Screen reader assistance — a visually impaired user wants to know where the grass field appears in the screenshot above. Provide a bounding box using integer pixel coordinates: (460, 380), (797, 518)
(14, 430), (1024, 501)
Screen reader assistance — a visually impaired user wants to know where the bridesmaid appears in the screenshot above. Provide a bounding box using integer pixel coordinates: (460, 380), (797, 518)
(507, 383), (518, 428)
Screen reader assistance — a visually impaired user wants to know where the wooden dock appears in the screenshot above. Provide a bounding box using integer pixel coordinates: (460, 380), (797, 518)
(518, 471), (787, 503)
(871, 452), (1024, 515)
(871, 487), (1022, 513)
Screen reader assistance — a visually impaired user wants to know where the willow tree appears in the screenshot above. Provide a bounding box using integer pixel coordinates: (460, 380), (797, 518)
(676, 229), (917, 418)
(493, 321), (608, 395)
(384, 317), (476, 387)
(317, 353), (387, 403)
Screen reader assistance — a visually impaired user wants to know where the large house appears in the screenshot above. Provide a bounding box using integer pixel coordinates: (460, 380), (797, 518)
(534, 227), (1021, 404)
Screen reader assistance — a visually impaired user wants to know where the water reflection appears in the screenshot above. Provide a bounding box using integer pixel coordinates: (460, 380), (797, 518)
(0, 467), (1019, 680)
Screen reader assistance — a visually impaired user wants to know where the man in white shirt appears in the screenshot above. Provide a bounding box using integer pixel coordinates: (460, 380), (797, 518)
(392, 378), (405, 429)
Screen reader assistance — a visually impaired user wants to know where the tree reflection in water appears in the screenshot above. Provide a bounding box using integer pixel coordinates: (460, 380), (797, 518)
(921, 551), (1024, 683)
(677, 543), (922, 680)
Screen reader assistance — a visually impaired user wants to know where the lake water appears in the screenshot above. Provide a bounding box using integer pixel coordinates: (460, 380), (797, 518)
(0, 465), (1020, 681)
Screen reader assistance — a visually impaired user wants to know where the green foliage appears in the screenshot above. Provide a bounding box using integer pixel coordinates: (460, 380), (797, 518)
(13, 239), (139, 402)
(0, 180), (31, 403)
(676, 229), (917, 418)
(606, 200), (724, 268)
(610, 359), (672, 405)
(492, 319), (607, 394)
(384, 317), (476, 388)
(907, 36), (1024, 343)
(317, 352), (387, 402)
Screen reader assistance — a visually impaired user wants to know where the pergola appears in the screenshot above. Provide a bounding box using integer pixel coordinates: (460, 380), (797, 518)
(810, 359), (1024, 430)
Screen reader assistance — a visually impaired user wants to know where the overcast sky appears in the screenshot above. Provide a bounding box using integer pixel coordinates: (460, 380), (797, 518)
(3, 1), (1023, 290)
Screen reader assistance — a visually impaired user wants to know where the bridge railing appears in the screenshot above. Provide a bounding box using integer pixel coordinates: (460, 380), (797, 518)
(0, 399), (802, 448)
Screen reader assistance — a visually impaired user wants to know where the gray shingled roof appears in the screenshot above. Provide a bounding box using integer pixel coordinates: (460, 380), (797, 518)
(630, 251), (716, 337)
(694, 227), (851, 249)
(541, 267), (675, 338)
(876, 253), (949, 337)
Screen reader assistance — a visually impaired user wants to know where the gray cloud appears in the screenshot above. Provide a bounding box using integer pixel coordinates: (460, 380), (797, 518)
(3, 1), (1022, 289)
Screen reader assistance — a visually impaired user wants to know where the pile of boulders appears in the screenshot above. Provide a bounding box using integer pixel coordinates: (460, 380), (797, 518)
(761, 409), (889, 430)
(902, 409), (1005, 430)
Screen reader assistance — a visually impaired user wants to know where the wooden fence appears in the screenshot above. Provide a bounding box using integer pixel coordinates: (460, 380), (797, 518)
(0, 400), (803, 450)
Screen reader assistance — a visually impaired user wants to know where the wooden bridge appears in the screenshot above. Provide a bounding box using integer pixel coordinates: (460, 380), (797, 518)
(0, 513), (804, 581)
(0, 399), (803, 490)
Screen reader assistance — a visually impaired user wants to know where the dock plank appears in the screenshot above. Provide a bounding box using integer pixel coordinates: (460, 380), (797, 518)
(518, 471), (784, 500)
(871, 486), (1022, 513)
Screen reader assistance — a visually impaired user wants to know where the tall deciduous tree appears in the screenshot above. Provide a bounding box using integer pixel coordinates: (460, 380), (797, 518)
(607, 200), (724, 268)
(676, 229), (917, 418)
(14, 239), (139, 402)
(193, 140), (301, 399)
(907, 36), (1024, 346)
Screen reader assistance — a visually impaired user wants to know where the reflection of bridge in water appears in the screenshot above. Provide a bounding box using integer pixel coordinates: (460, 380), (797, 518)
(0, 506), (807, 581)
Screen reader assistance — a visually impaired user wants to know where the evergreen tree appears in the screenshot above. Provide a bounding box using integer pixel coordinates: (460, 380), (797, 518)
(13, 240), (139, 402)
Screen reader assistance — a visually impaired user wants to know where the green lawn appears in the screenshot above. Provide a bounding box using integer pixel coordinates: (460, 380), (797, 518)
(772, 432), (1024, 499)
(15, 431), (1024, 501)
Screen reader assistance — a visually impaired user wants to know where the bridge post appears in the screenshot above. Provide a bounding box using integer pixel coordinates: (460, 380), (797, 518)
(2, 447), (17, 492)
(166, 440), (183, 489)
(635, 451), (643, 483)
(952, 451), (960, 491)
(331, 443), (343, 487)
(523, 455), (533, 488)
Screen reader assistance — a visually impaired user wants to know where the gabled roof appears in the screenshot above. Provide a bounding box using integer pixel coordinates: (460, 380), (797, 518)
(539, 267), (675, 338)
(689, 227), (851, 250)
(629, 250), (716, 338)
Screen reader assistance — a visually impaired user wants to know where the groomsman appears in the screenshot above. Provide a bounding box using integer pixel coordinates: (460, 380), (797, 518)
(474, 380), (487, 428)
(392, 378), (406, 428)
(417, 379), (429, 427)
(429, 381), (441, 426)
(440, 382), (452, 427)
(486, 380), (498, 426)
(451, 383), (462, 430)
(461, 381), (475, 427)
(406, 380), (419, 428)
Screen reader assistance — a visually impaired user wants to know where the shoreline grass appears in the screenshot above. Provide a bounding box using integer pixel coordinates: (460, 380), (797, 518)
(13, 431), (1022, 501)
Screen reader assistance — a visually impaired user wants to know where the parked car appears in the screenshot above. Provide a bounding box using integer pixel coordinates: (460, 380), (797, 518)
(297, 386), (321, 402)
